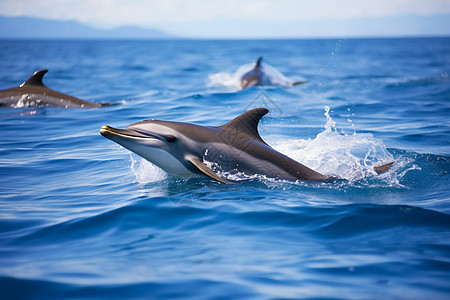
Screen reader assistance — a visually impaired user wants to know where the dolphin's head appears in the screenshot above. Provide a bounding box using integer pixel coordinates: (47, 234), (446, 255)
(100, 120), (198, 177)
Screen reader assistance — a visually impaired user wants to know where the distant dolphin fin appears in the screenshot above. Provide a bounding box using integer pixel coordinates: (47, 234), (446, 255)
(255, 57), (263, 70)
(374, 162), (394, 174)
(188, 157), (233, 184)
(292, 80), (307, 86)
(218, 108), (269, 144)
(21, 69), (48, 87)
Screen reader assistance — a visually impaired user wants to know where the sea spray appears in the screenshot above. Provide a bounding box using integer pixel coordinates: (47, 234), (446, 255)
(272, 106), (395, 182)
(207, 62), (304, 90)
(130, 153), (167, 185)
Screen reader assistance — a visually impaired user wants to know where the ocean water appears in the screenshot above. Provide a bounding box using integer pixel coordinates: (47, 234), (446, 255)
(0, 38), (449, 299)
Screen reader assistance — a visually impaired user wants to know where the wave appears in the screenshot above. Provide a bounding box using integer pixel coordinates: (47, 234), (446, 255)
(3, 202), (449, 299)
(384, 72), (449, 89)
(0, 276), (254, 300)
(312, 204), (450, 239)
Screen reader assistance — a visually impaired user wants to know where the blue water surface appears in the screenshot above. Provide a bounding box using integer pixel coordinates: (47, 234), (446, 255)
(0, 38), (449, 299)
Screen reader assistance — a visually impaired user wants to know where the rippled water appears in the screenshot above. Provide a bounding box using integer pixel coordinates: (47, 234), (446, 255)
(0, 38), (449, 299)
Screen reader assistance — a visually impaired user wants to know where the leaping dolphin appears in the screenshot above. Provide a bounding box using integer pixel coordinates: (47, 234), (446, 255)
(240, 57), (306, 90)
(0, 69), (111, 108)
(240, 57), (264, 90)
(101, 108), (327, 183)
(100, 108), (394, 184)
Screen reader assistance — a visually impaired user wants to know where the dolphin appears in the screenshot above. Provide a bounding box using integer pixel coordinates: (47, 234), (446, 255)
(240, 57), (264, 90)
(239, 57), (306, 90)
(101, 108), (393, 184)
(0, 69), (111, 108)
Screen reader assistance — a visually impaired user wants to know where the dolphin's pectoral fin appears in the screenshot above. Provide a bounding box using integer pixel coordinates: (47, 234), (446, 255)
(374, 162), (394, 174)
(188, 157), (233, 185)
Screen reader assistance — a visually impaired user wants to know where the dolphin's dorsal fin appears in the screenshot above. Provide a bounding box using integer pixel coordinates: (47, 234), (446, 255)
(218, 108), (268, 144)
(255, 57), (262, 70)
(21, 69), (48, 87)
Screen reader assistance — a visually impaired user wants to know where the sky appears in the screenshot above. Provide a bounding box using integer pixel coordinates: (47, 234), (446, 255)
(1, 0), (450, 38)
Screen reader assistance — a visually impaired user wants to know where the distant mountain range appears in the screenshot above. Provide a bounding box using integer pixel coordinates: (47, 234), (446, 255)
(0, 16), (173, 39)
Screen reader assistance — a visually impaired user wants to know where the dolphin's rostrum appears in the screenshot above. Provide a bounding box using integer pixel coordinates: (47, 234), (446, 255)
(0, 69), (112, 108)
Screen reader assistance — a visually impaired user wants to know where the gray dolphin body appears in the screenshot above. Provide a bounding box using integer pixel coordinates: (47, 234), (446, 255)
(240, 57), (264, 90)
(0, 70), (110, 108)
(101, 108), (330, 184)
(240, 57), (306, 90)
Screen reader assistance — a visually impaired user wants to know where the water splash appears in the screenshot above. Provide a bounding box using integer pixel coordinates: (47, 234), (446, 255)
(207, 62), (304, 90)
(129, 154), (167, 185)
(206, 71), (239, 90)
(385, 72), (449, 88)
(272, 106), (396, 183)
(11, 94), (49, 108)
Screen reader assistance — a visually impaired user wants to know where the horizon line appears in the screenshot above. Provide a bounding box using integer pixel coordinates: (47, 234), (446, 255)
(0, 35), (449, 41)
(1, 14), (449, 40)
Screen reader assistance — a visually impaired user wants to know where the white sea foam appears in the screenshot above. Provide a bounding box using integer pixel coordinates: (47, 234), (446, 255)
(129, 153), (167, 185)
(271, 106), (396, 182)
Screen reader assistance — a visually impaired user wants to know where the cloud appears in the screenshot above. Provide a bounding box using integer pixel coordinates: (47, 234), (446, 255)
(1, 0), (449, 37)
(1, 0), (450, 27)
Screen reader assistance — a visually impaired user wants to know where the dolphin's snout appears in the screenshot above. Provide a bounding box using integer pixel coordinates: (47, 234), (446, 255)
(100, 125), (151, 139)
(100, 125), (113, 137)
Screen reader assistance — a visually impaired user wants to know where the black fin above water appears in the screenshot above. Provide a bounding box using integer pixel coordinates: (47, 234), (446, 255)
(218, 108), (269, 144)
(22, 69), (48, 87)
(255, 57), (263, 69)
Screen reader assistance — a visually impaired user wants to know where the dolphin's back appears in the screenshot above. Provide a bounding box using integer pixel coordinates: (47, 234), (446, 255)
(213, 108), (328, 180)
(212, 130), (328, 181)
(148, 110), (329, 181)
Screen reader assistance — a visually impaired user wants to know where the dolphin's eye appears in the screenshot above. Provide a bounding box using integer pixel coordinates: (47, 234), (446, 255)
(165, 135), (177, 143)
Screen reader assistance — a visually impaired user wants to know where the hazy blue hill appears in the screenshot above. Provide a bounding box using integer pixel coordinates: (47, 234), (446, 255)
(0, 16), (172, 39)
